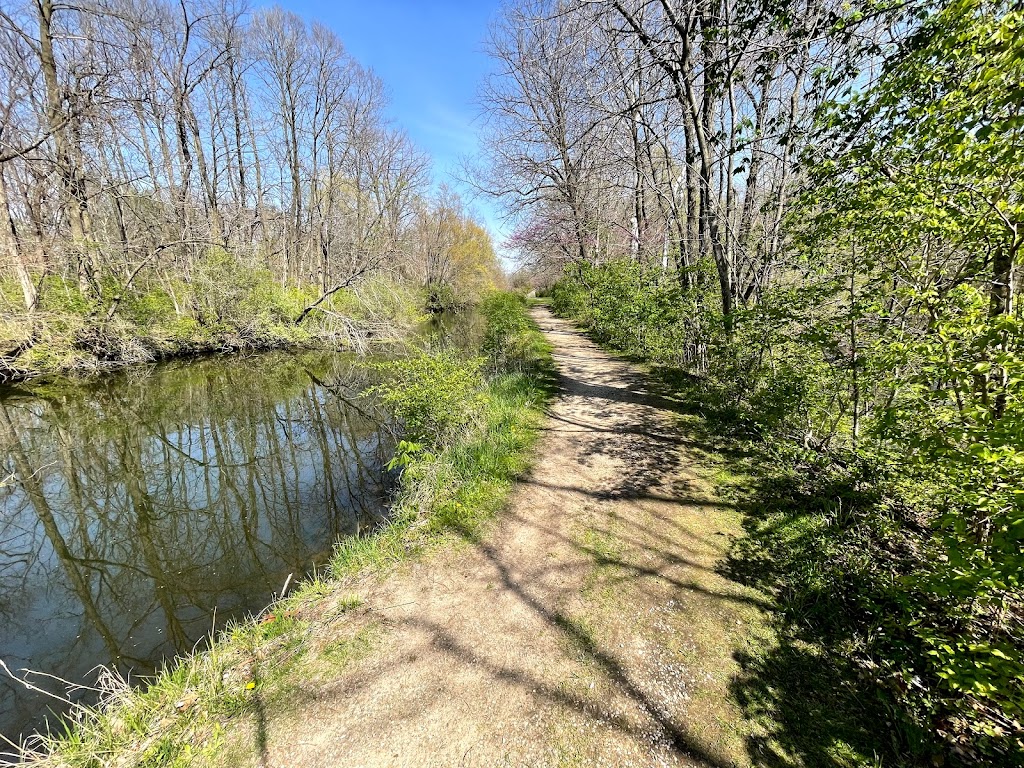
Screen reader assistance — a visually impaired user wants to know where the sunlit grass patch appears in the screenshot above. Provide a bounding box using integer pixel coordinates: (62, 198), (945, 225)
(319, 624), (380, 668)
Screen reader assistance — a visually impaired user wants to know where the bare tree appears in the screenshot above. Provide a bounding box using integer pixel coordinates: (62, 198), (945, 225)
(481, 0), (849, 328)
(0, 0), (448, 323)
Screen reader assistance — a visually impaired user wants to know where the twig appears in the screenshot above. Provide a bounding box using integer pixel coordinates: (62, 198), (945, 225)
(0, 660), (74, 705)
(20, 668), (103, 694)
(375, 600), (417, 611)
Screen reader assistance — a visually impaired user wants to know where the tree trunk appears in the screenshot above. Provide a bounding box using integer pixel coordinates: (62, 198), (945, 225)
(37, 0), (95, 294)
(0, 167), (37, 311)
(989, 241), (1018, 420)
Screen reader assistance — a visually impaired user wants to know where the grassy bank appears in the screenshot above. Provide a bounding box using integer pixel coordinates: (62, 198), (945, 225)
(0, 267), (424, 384)
(7, 292), (553, 768)
(637, 375), (915, 767)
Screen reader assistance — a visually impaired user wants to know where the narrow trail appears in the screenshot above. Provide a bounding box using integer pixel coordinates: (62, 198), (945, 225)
(241, 308), (766, 767)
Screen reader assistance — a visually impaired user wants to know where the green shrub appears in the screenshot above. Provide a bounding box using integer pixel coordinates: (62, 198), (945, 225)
(368, 351), (487, 446)
(37, 275), (95, 315)
(479, 292), (552, 375)
(120, 285), (178, 327)
(550, 260), (717, 369)
(425, 281), (460, 313)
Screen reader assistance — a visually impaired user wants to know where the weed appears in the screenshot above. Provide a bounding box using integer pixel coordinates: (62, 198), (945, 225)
(320, 625), (379, 667)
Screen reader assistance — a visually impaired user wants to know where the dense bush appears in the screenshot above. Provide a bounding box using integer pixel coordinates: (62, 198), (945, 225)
(369, 291), (553, 450)
(368, 351), (487, 446)
(359, 290), (552, 537)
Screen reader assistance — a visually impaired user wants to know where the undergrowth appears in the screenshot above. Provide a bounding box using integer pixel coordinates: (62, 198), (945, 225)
(331, 292), (555, 573)
(0, 267), (424, 384)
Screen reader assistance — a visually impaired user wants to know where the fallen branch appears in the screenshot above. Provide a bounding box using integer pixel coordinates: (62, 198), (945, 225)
(294, 267), (372, 325)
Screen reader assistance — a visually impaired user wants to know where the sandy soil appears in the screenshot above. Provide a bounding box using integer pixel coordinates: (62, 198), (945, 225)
(230, 308), (767, 768)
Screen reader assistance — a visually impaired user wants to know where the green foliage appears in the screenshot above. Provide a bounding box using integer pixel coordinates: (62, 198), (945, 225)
(36, 275), (96, 315)
(189, 249), (314, 333)
(0, 276), (25, 311)
(479, 291), (553, 376)
(368, 351), (487, 446)
(386, 440), (430, 471)
(339, 291), (553, 572)
(873, 285), (1024, 754)
(550, 260), (717, 369)
(796, 2), (1024, 759)
(120, 286), (177, 326)
(425, 281), (461, 313)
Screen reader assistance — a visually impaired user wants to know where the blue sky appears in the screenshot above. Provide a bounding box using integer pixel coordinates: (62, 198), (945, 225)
(269, 0), (510, 251)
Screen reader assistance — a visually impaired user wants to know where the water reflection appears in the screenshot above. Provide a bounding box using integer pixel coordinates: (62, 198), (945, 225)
(0, 351), (394, 745)
(424, 309), (486, 354)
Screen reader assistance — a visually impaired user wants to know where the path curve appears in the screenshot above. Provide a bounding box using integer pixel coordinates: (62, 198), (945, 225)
(245, 308), (763, 768)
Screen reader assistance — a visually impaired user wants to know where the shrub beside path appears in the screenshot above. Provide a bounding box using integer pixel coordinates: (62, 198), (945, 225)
(228, 308), (768, 767)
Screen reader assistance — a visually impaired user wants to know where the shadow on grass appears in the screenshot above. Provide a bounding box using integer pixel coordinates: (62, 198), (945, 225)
(639, 362), (926, 767)
(721, 472), (922, 767)
(534, 310), (918, 765)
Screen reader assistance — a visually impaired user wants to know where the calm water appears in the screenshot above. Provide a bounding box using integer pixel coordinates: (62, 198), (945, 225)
(0, 350), (395, 746)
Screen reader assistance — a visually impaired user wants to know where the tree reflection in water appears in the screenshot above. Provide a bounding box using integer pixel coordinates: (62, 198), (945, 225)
(0, 350), (394, 744)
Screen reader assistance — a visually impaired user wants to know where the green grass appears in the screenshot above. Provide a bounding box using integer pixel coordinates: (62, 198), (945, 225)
(640, 369), (921, 766)
(10, 616), (298, 767)
(320, 624), (378, 666)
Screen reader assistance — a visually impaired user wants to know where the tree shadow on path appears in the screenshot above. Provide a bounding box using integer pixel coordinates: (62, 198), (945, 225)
(537, 313), (908, 767)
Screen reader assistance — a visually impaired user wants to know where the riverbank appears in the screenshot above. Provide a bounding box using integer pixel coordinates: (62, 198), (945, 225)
(5, 292), (553, 767)
(0, 275), (424, 386)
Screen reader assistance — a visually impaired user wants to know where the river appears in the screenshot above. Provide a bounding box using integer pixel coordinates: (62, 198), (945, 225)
(0, 348), (397, 747)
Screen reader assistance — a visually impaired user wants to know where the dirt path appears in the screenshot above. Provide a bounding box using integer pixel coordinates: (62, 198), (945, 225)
(236, 308), (767, 767)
